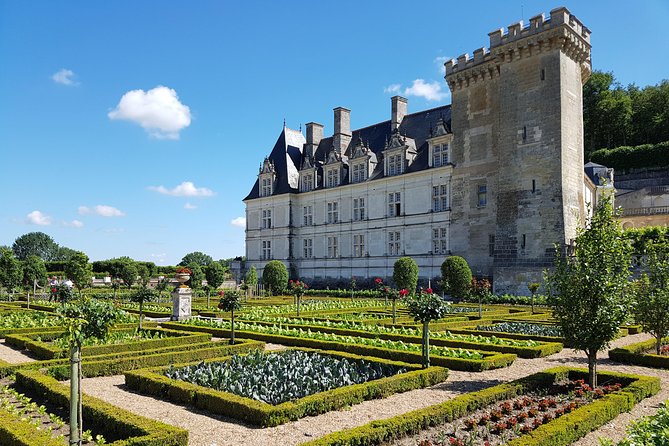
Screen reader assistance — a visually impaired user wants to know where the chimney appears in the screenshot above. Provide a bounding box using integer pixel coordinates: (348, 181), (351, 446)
(333, 107), (351, 154)
(391, 96), (408, 131)
(305, 122), (323, 158)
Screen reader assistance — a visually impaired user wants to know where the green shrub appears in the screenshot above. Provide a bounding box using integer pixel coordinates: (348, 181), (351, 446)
(262, 260), (288, 295)
(393, 257), (419, 293)
(441, 256), (472, 299)
(590, 140), (669, 171)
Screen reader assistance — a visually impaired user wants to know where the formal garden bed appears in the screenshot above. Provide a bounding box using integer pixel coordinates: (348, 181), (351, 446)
(609, 336), (669, 369)
(302, 367), (661, 446)
(125, 347), (449, 426)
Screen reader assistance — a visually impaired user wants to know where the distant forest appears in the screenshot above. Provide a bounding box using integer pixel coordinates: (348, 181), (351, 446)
(583, 71), (669, 158)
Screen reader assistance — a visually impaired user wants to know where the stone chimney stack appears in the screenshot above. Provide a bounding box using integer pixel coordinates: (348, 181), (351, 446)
(305, 122), (324, 158)
(333, 107), (351, 154)
(391, 96), (408, 131)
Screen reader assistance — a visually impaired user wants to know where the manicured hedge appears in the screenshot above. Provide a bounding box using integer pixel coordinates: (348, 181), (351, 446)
(609, 337), (669, 369)
(0, 322), (157, 339)
(15, 369), (188, 445)
(590, 140), (669, 170)
(125, 348), (449, 427)
(0, 409), (65, 446)
(302, 367), (660, 446)
(161, 322), (516, 371)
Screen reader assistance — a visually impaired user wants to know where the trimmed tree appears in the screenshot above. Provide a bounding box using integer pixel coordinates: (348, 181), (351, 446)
(0, 249), (23, 300)
(130, 288), (156, 330)
(64, 251), (93, 298)
(288, 279), (308, 316)
(546, 196), (632, 387)
(245, 266), (258, 297)
(441, 256), (472, 300)
(218, 290), (242, 344)
(527, 282), (541, 314)
(262, 260), (288, 296)
(393, 257), (419, 295)
(377, 278), (400, 324)
(205, 261), (226, 307)
(58, 299), (120, 445)
(634, 241), (669, 354)
(404, 287), (448, 368)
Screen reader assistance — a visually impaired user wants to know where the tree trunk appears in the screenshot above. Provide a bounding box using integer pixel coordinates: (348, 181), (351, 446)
(207, 289), (210, 308)
(422, 321), (430, 368)
(392, 299), (397, 324)
(69, 345), (81, 446)
(297, 295), (301, 317)
(139, 300), (143, 330)
(531, 293), (535, 314)
(78, 355), (82, 444)
(230, 309), (235, 345)
(478, 296), (482, 319)
(587, 350), (598, 388)
(657, 335), (663, 355)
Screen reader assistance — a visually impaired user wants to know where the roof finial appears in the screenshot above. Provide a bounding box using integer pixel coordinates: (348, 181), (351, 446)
(283, 118), (286, 128)
(299, 123), (302, 132)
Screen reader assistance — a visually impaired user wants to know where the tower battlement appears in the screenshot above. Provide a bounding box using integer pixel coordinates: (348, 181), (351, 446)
(445, 7), (591, 88)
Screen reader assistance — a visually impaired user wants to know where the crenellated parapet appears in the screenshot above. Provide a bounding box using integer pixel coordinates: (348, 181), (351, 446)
(445, 7), (591, 91)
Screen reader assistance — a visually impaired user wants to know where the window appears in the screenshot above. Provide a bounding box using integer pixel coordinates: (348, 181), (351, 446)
(353, 234), (365, 257)
(326, 168), (340, 188)
(432, 185), (449, 212)
(327, 201), (339, 224)
(432, 144), (449, 167)
(521, 234), (526, 250)
(303, 205), (313, 226)
(353, 197), (365, 221)
(488, 234), (495, 257)
(261, 209), (272, 229)
(261, 240), (272, 260)
(388, 231), (401, 256)
(477, 185), (487, 207)
(303, 238), (313, 258)
(301, 173), (313, 192)
(352, 163), (366, 183)
(261, 177), (272, 196)
(327, 236), (338, 258)
(388, 192), (401, 217)
(388, 154), (403, 176)
(432, 227), (448, 254)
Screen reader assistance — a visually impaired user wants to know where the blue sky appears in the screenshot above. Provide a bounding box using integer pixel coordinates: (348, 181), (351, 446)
(1, 1), (667, 265)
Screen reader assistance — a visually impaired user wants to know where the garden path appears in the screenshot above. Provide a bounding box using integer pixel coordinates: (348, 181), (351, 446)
(0, 339), (36, 364)
(80, 333), (668, 446)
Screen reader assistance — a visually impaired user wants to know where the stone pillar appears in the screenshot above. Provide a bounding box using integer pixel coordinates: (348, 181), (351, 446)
(171, 287), (192, 320)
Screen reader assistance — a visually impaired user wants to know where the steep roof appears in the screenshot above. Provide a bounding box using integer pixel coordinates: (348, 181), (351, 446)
(244, 105), (452, 200)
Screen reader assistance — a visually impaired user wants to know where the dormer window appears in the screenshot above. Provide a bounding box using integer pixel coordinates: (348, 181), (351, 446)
(348, 138), (375, 184)
(351, 163), (366, 183)
(388, 154), (403, 176)
(432, 143), (449, 167)
(300, 172), (314, 192)
(382, 130), (416, 177)
(326, 167), (340, 188)
(427, 117), (452, 168)
(261, 177), (273, 196)
(258, 157), (276, 197)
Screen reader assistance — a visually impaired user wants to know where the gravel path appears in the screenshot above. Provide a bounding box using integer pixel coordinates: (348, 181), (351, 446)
(78, 333), (667, 446)
(0, 339), (36, 364)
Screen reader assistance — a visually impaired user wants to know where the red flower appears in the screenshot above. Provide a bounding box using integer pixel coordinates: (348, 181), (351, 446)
(51, 287), (57, 293)
(425, 287), (433, 294)
(218, 290), (225, 296)
(289, 280), (294, 284)
(375, 277), (383, 284)
(399, 289), (409, 297)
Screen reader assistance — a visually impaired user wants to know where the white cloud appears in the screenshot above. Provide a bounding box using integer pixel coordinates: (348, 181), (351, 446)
(63, 219), (84, 228)
(52, 68), (78, 86)
(403, 79), (447, 101)
(26, 210), (52, 226)
(78, 205), (125, 217)
(383, 84), (401, 94)
(148, 181), (215, 197)
(184, 202), (197, 210)
(108, 86), (191, 139)
(230, 217), (246, 228)
(150, 253), (167, 264)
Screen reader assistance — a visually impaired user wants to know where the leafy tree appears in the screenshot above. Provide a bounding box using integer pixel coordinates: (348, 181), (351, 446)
(0, 249), (23, 299)
(12, 232), (59, 261)
(634, 241), (669, 354)
(53, 246), (77, 262)
(393, 257), (418, 294)
(21, 255), (47, 288)
(118, 258), (138, 289)
(205, 261), (226, 307)
(404, 287), (448, 368)
(58, 299), (120, 445)
(187, 263), (205, 290)
(546, 197), (632, 387)
(131, 288), (156, 330)
(136, 263), (151, 289)
(470, 277), (492, 318)
(527, 282), (541, 314)
(245, 266), (258, 295)
(179, 251), (213, 267)
(155, 276), (171, 301)
(288, 279), (308, 316)
(218, 290), (242, 344)
(441, 256), (472, 300)
(65, 251), (93, 298)
(262, 260), (288, 295)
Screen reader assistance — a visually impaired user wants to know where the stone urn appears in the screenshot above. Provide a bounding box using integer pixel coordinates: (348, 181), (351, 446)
(175, 273), (190, 285)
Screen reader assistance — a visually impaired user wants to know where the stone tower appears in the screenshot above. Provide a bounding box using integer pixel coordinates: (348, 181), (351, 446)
(445, 7), (592, 292)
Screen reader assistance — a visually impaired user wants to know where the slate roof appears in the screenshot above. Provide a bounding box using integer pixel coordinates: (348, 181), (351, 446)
(584, 161), (613, 186)
(244, 105), (452, 200)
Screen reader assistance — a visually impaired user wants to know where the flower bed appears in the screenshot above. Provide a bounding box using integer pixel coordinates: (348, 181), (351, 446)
(301, 367), (661, 446)
(125, 348), (449, 427)
(609, 336), (669, 369)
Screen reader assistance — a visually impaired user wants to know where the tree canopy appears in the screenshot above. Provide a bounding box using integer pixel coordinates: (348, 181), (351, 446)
(179, 251), (213, 267)
(12, 232), (60, 261)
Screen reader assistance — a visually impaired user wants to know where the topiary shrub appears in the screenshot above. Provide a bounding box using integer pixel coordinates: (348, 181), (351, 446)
(262, 260), (288, 295)
(393, 257), (418, 295)
(441, 256), (472, 299)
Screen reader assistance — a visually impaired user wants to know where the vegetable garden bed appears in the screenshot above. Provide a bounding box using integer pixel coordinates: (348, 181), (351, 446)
(125, 347), (449, 426)
(301, 367), (660, 446)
